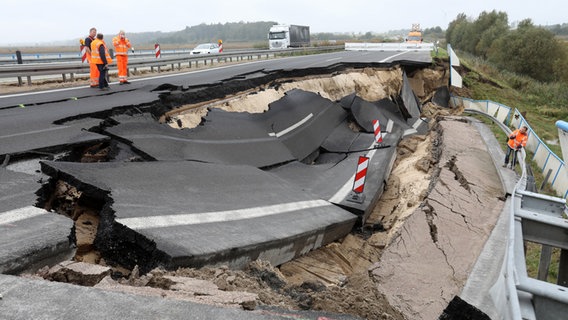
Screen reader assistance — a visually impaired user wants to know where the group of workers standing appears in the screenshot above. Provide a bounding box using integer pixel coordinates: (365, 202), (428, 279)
(83, 27), (132, 90)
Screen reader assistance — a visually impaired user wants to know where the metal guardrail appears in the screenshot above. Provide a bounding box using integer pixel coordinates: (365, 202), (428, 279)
(0, 46), (344, 86)
(460, 99), (568, 319)
(453, 96), (568, 200)
(0, 49), (194, 64)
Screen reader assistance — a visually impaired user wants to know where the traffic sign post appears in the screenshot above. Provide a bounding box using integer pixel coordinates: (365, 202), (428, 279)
(154, 44), (161, 58)
(373, 119), (383, 143)
(347, 156), (369, 203)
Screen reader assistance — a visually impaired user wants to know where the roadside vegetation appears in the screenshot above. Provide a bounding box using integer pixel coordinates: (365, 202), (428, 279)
(446, 10), (567, 161)
(446, 10), (568, 284)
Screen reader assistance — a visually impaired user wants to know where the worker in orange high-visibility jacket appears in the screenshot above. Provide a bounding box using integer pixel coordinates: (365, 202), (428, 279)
(503, 125), (529, 168)
(84, 27), (100, 87)
(112, 30), (132, 84)
(91, 33), (113, 90)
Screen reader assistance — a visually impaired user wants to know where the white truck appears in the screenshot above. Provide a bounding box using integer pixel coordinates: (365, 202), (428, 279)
(268, 25), (310, 50)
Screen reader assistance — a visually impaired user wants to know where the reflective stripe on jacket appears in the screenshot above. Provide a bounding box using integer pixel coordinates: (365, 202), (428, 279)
(91, 39), (113, 65)
(112, 36), (131, 55)
(508, 129), (528, 149)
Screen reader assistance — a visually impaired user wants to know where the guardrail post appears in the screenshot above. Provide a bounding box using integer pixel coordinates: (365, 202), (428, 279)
(540, 169), (553, 192)
(538, 245), (553, 281)
(16, 50), (23, 86)
(26, 76), (31, 86)
(62, 74), (67, 82)
(559, 249), (568, 287)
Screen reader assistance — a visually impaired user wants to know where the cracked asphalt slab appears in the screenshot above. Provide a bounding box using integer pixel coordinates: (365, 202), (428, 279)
(39, 160), (358, 273)
(34, 88), (400, 272)
(369, 118), (505, 320)
(105, 89), (348, 167)
(0, 168), (75, 275)
(0, 65), (410, 277)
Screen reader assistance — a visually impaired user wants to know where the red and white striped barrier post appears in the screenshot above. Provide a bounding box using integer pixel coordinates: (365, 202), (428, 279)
(218, 39), (223, 53)
(154, 43), (161, 58)
(348, 156), (369, 203)
(372, 119), (383, 143)
(80, 45), (87, 63)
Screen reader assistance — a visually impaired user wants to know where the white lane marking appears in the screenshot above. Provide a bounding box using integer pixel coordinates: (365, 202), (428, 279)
(386, 119), (394, 133)
(412, 118), (424, 129)
(0, 59), (273, 100)
(0, 206), (48, 225)
(379, 51), (408, 63)
(1, 126), (68, 139)
(403, 128), (418, 136)
(325, 57), (342, 62)
(116, 199), (333, 230)
(268, 113), (313, 137)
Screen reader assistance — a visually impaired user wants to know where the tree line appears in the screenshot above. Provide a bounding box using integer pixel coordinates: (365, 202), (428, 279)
(446, 10), (568, 82)
(156, 21), (278, 44)
(123, 21), (447, 47)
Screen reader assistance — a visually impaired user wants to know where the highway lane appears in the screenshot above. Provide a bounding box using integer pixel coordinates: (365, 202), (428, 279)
(0, 50), (429, 109)
(0, 50), (430, 158)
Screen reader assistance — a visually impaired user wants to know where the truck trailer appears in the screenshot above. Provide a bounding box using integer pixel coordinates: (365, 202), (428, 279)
(268, 25), (310, 50)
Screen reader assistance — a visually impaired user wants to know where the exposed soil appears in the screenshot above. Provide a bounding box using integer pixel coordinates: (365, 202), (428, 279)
(26, 62), (482, 320)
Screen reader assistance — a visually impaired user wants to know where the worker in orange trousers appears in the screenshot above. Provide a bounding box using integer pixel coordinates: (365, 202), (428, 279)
(112, 30), (133, 84)
(84, 27), (100, 87)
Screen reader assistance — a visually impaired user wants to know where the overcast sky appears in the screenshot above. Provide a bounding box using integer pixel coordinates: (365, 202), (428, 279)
(1, 0), (565, 46)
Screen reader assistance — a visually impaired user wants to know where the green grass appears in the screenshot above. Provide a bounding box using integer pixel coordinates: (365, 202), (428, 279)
(525, 242), (560, 284)
(459, 52), (565, 162)
(431, 47), (448, 60)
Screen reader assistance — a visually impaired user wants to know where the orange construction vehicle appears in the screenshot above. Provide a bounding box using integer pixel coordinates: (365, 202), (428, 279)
(405, 24), (423, 44)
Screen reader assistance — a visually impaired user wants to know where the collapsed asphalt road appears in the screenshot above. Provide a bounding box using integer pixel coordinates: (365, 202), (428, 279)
(35, 77), (427, 273)
(0, 49), (456, 319)
(1, 50), (435, 274)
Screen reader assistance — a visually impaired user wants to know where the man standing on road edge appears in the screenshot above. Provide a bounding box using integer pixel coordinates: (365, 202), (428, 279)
(503, 125), (529, 168)
(84, 27), (100, 88)
(112, 30), (132, 84)
(91, 33), (113, 91)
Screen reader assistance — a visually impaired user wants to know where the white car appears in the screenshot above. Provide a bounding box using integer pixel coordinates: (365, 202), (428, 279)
(191, 43), (220, 54)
